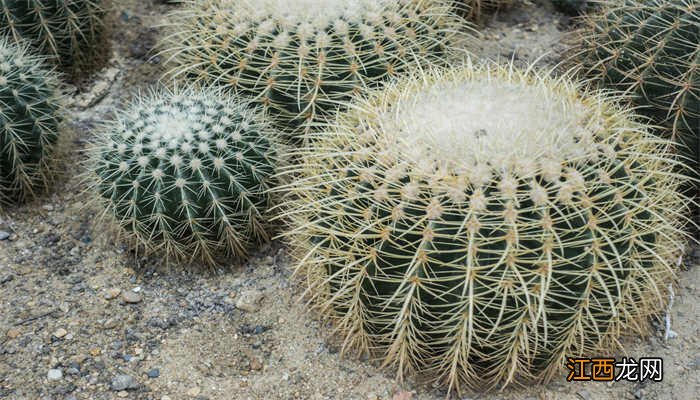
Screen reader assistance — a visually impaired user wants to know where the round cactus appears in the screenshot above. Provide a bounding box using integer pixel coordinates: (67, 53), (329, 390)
(0, 38), (62, 208)
(576, 0), (699, 179)
(283, 64), (689, 392)
(163, 0), (462, 135)
(88, 87), (278, 266)
(0, 0), (109, 74)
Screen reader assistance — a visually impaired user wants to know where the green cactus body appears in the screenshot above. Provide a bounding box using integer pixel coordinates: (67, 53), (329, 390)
(164, 0), (461, 136)
(578, 0), (699, 179)
(0, 38), (62, 207)
(90, 87), (278, 266)
(283, 65), (689, 392)
(0, 0), (109, 73)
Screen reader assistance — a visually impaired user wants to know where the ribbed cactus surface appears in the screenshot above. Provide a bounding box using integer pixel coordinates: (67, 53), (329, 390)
(283, 65), (689, 392)
(0, 0), (108, 73)
(577, 0), (699, 178)
(0, 38), (62, 207)
(89, 87), (278, 266)
(164, 0), (461, 135)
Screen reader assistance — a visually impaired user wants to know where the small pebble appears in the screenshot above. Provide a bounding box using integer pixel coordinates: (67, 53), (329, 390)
(104, 288), (121, 300)
(6, 328), (20, 339)
(122, 290), (143, 304)
(111, 374), (139, 391)
(47, 369), (63, 381)
(0, 231), (10, 240)
(147, 368), (160, 378)
(187, 387), (201, 397)
(52, 328), (68, 339)
(249, 357), (262, 371)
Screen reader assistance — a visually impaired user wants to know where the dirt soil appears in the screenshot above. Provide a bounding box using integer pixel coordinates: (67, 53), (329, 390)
(0, 1), (698, 399)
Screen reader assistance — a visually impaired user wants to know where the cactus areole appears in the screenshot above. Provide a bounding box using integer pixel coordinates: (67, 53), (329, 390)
(164, 0), (458, 135)
(285, 65), (688, 392)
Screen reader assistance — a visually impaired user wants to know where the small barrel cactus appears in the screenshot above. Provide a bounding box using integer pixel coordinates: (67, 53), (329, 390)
(0, 0), (109, 74)
(283, 64), (689, 392)
(576, 0), (699, 179)
(88, 87), (278, 266)
(0, 38), (62, 208)
(163, 0), (462, 135)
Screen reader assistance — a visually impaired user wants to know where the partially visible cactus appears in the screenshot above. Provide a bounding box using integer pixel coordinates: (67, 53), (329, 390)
(0, 0), (109, 74)
(163, 0), (463, 136)
(0, 38), (62, 208)
(283, 64), (689, 393)
(576, 0), (699, 179)
(88, 87), (278, 266)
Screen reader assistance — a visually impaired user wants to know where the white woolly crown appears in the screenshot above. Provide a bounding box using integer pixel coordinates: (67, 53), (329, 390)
(218, 0), (398, 28)
(365, 67), (608, 181)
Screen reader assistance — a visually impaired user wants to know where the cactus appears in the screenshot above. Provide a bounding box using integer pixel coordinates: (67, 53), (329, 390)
(88, 87), (278, 266)
(282, 64), (690, 393)
(460, 0), (514, 22)
(0, 0), (109, 74)
(163, 0), (462, 136)
(576, 0), (699, 180)
(0, 38), (62, 208)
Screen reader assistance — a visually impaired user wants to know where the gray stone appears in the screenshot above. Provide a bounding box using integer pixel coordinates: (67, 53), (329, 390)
(111, 374), (138, 391)
(0, 231), (9, 241)
(147, 368), (160, 378)
(47, 369), (63, 381)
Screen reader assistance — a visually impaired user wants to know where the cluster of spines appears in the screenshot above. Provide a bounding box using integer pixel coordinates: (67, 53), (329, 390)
(281, 65), (690, 393)
(89, 87), (278, 266)
(0, 0), (109, 74)
(163, 0), (463, 135)
(577, 0), (699, 179)
(0, 38), (62, 208)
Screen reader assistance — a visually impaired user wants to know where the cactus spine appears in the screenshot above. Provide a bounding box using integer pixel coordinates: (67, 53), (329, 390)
(577, 0), (699, 179)
(0, 38), (62, 208)
(283, 64), (690, 392)
(0, 0), (109, 74)
(89, 87), (278, 266)
(163, 0), (462, 136)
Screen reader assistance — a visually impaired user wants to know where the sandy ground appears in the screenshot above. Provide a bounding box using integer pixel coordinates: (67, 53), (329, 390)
(0, 1), (698, 399)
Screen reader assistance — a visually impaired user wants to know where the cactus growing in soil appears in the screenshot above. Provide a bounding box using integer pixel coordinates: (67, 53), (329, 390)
(282, 64), (690, 392)
(163, 0), (462, 135)
(88, 87), (278, 266)
(0, 38), (62, 207)
(0, 0), (109, 74)
(576, 0), (699, 179)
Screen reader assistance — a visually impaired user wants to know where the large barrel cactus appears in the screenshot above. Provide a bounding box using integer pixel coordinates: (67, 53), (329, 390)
(163, 0), (462, 135)
(283, 64), (689, 392)
(576, 0), (699, 179)
(0, 0), (109, 74)
(88, 87), (278, 266)
(0, 38), (62, 208)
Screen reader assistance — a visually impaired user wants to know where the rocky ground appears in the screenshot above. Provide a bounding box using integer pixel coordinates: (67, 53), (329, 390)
(1, 1), (698, 399)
